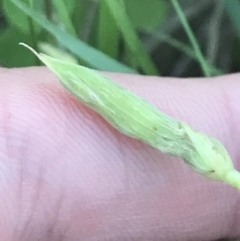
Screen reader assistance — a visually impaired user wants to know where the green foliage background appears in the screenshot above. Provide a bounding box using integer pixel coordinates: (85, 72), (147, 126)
(0, 0), (239, 77)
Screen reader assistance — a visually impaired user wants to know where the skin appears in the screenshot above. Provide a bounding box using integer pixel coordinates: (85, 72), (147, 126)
(0, 67), (239, 241)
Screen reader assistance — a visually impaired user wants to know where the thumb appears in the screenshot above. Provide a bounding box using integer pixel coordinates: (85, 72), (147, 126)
(0, 67), (239, 241)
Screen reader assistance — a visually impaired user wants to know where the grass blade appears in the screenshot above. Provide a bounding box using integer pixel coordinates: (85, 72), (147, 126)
(51, 0), (77, 37)
(103, 0), (159, 75)
(9, 0), (137, 73)
(97, 0), (119, 59)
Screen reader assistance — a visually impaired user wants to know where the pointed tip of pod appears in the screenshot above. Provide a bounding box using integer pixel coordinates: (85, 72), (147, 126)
(19, 43), (40, 57)
(20, 42), (51, 67)
(19, 43), (65, 77)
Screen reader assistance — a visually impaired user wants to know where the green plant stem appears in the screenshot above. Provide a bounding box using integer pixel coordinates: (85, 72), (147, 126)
(170, 0), (211, 77)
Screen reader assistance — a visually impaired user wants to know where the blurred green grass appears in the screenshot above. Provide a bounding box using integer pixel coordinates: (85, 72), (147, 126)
(0, 0), (240, 77)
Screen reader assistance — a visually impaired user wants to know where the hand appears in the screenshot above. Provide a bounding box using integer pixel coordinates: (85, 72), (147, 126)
(0, 67), (239, 241)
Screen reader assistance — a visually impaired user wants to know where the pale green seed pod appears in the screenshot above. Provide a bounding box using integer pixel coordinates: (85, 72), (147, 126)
(20, 43), (240, 191)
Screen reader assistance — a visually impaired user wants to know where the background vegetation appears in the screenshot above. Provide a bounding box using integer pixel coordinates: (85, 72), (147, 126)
(0, 0), (240, 77)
